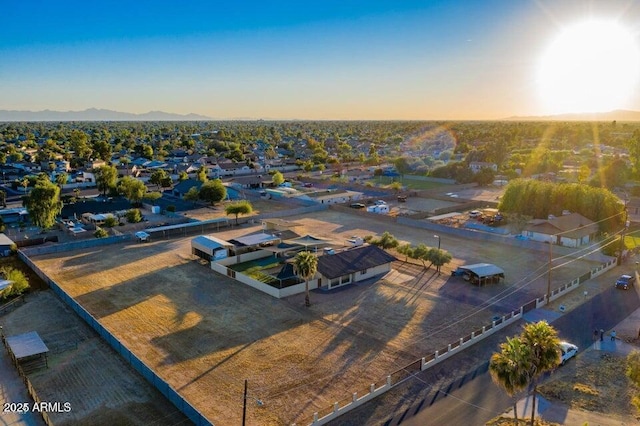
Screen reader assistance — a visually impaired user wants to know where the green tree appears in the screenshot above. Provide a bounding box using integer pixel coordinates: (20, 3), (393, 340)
(0, 190), (6, 208)
(104, 216), (118, 228)
(92, 140), (112, 161)
(55, 172), (68, 188)
(474, 168), (495, 186)
(150, 169), (167, 189)
(142, 191), (162, 202)
(224, 200), (253, 225)
(410, 243), (431, 268)
(197, 166), (208, 183)
(126, 208), (143, 223)
(428, 248), (452, 273)
(272, 171), (285, 186)
(118, 176), (146, 205)
(183, 186), (200, 206)
(396, 243), (413, 262)
(520, 321), (561, 425)
(0, 267), (29, 299)
(95, 165), (118, 196)
(94, 228), (109, 238)
(142, 144), (154, 159)
(198, 179), (226, 205)
(489, 336), (532, 423)
(178, 171), (189, 181)
(370, 231), (399, 249)
(293, 250), (318, 307)
(23, 179), (62, 230)
(21, 177), (29, 194)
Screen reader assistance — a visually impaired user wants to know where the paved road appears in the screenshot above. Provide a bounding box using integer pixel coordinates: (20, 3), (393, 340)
(330, 277), (640, 426)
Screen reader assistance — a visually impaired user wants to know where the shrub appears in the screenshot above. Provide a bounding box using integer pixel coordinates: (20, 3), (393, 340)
(104, 216), (118, 228)
(126, 208), (142, 223)
(166, 205), (176, 212)
(0, 267), (29, 299)
(94, 228), (108, 238)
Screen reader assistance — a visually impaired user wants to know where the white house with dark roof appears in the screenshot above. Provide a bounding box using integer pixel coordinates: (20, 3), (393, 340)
(522, 212), (598, 247)
(469, 161), (497, 174)
(316, 245), (396, 290)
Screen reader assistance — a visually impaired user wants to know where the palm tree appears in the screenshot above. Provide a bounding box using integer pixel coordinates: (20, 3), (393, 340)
(520, 321), (561, 425)
(293, 251), (318, 307)
(489, 336), (531, 424)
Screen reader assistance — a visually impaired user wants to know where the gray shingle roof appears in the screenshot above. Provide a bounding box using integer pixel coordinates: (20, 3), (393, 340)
(317, 245), (396, 279)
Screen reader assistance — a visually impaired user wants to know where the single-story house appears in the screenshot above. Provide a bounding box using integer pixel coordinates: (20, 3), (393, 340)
(315, 245), (397, 290)
(522, 212), (598, 247)
(191, 235), (234, 261)
(296, 189), (363, 205)
(469, 162), (498, 174)
(172, 178), (204, 198)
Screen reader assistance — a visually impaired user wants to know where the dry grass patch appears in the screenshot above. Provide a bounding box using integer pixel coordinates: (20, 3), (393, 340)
(487, 417), (559, 426)
(539, 352), (636, 415)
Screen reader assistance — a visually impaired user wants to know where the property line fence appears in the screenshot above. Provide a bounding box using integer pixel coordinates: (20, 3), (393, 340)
(17, 251), (212, 426)
(298, 256), (618, 425)
(1, 331), (54, 426)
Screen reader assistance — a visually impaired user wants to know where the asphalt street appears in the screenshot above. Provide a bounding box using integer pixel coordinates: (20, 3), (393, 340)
(330, 279), (640, 426)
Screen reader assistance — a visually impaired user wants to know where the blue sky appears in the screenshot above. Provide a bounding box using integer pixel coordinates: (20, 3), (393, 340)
(2, 1), (640, 119)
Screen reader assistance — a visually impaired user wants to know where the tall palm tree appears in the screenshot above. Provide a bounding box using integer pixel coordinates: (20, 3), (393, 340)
(520, 321), (561, 425)
(489, 336), (531, 424)
(293, 251), (318, 307)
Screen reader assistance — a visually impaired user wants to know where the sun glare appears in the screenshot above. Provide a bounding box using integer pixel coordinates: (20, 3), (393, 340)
(537, 20), (640, 114)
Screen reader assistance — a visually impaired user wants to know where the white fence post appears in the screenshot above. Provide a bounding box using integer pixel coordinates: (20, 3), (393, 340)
(352, 392), (357, 402)
(334, 402), (339, 413)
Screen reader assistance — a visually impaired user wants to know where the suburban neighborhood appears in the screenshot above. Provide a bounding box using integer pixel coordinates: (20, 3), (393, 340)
(0, 118), (639, 426)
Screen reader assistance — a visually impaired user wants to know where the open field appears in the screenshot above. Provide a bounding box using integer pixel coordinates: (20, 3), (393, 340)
(29, 210), (602, 425)
(0, 291), (188, 426)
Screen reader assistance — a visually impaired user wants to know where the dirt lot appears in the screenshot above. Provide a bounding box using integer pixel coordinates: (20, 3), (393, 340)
(26, 208), (605, 425)
(0, 291), (188, 426)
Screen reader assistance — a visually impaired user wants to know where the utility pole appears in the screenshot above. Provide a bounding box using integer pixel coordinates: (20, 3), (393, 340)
(242, 379), (247, 426)
(618, 207), (629, 266)
(546, 236), (553, 304)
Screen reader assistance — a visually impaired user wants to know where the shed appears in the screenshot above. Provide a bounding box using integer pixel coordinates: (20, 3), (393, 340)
(191, 235), (233, 261)
(452, 263), (505, 286)
(5, 331), (49, 368)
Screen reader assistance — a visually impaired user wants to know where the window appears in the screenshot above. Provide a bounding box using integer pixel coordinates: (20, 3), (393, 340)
(360, 269), (367, 275)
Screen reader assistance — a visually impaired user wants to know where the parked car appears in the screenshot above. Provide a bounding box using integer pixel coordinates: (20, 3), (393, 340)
(559, 341), (578, 365)
(615, 274), (635, 290)
(349, 203), (366, 209)
(469, 210), (482, 218)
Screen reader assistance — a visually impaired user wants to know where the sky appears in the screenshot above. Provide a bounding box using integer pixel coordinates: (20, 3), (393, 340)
(2, 0), (640, 120)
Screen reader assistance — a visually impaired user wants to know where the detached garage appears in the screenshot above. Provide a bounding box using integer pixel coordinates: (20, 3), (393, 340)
(452, 263), (505, 286)
(191, 235), (233, 262)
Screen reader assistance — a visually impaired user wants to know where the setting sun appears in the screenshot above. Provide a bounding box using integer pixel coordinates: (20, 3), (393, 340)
(537, 20), (640, 115)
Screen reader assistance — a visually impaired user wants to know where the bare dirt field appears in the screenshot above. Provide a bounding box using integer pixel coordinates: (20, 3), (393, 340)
(29, 210), (602, 425)
(0, 291), (188, 426)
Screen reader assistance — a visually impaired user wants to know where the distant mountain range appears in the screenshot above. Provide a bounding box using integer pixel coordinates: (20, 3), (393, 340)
(506, 109), (640, 121)
(0, 108), (213, 121)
